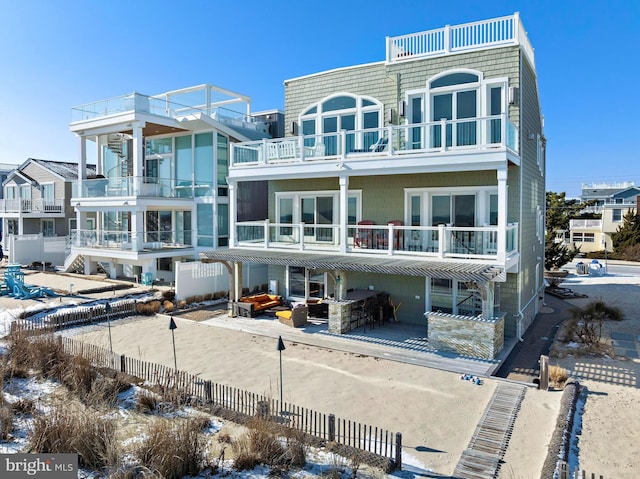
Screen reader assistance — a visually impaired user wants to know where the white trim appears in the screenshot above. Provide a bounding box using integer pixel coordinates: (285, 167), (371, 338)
(284, 60), (385, 84)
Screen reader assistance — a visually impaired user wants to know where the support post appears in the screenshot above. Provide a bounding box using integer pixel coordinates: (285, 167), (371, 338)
(395, 432), (402, 470)
(328, 414), (336, 442)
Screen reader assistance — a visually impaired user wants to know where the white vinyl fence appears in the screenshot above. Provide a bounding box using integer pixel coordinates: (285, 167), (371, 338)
(174, 261), (268, 300)
(7, 234), (66, 266)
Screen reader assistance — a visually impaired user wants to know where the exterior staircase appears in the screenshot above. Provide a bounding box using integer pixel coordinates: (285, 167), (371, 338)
(63, 252), (84, 273)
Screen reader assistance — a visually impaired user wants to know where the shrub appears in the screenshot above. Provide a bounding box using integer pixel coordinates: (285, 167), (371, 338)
(232, 417), (307, 471)
(29, 405), (119, 470)
(203, 293), (213, 301)
(0, 405), (14, 440)
(178, 300), (187, 309)
(9, 333), (69, 378)
(162, 291), (176, 302)
(136, 301), (161, 315)
(135, 418), (207, 479)
(137, 390), (159, 413)
(213, 291), (226, 300)
(549, 365), (569, 389)
(12, 398), (37, 415)
(163, 301), (174, 312)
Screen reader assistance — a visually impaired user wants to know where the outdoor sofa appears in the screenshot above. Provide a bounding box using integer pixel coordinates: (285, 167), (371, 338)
(235, 293), (282, 317)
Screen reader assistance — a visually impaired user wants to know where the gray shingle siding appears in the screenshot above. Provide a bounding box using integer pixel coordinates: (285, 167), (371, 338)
(279, 44), (543, 329)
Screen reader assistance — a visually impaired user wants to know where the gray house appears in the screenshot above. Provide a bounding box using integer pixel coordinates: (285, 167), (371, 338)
(206, 13), (546, 359)
(1, 158), (96, 256)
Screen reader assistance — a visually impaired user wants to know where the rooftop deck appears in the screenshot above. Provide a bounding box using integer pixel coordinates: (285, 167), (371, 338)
(70, 83), (267, 134)
(386, 13), (534, 69)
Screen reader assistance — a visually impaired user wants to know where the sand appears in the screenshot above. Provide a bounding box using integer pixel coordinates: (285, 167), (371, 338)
(551, 271), (640, 479)
(68, 314), (559, 477)
(10, 264), (640, 477)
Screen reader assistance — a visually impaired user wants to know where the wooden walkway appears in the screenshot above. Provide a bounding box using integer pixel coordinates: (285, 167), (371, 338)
(453, 383), (527, 479)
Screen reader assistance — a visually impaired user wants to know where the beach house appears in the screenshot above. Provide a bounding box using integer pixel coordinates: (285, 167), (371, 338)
(569, 182), (640, 253)
(203, 13), (546, 358)
(67, 84), (273, 282)
(1, 158), (95, 262)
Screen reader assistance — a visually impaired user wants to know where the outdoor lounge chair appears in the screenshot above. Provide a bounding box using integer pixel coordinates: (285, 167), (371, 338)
(276, 305), (308, 328)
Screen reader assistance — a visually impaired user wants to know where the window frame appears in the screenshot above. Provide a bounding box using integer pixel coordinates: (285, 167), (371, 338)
(298, 93), (383, 152)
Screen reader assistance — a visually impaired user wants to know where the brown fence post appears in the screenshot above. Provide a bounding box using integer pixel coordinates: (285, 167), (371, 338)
(395, 432), (402, 470)
(539, 354), (549, 391)
(328, 414), (335, 442)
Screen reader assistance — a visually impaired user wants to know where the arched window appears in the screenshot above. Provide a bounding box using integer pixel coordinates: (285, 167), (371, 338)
(299, 94), (383, 155)
(406, 69), (506, 150)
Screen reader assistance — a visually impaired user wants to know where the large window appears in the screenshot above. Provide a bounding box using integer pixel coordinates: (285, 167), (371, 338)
(612, 209), (622, 222)
(276, 191), (361, 242)
(406, 69), (506, 149)
(573, 232), (595, 243)
(197, 204), (214, 247)
(218, 203), (229, 247)
(288, 266), (325, 299)
(299, 94), (382, 154)
(194, 133), (213, 197)
(175, 135), (192, 195)
(217, 133), (229, 196)
(41, 219), (55, 237)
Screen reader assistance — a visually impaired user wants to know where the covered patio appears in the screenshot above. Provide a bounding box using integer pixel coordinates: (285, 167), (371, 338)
(200, 248), (508, 360)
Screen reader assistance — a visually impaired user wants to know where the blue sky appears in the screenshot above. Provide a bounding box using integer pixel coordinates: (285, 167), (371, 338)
(1, 0), (638, 197)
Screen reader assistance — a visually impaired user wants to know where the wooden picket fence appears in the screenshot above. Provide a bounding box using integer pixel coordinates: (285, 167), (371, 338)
(557, 461), (605, 479)
(10, 299), (140, 334)
(57, 335), (402, 469)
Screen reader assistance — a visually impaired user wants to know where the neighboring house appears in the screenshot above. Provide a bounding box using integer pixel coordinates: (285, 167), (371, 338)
(67, 84), (274, 282)
(203, 13), (546, 359)
(1, 158), (96, 256)
(570, 183), (640, 253)
(0, 162), (19, 246)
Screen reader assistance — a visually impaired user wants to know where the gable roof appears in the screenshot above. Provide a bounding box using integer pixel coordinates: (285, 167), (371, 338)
(29, 158), (96, 180)
(611, 186), (640, 200)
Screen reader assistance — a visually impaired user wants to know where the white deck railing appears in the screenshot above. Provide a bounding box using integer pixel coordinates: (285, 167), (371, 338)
(569, 219), (602, 229)
(231, 115), (517, 167)
(70, 229), (193, 252)
(386, 13), (534, 68)
(235, 221), (518, 262)
(0, 198), (64, 213)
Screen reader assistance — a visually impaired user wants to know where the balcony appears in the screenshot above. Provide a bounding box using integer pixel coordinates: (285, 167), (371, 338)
(71, 84), (266, 133)
(235, 221), (518, 264)
(385, 13), (534, 69)
(69, 229), (193, 253)
(0, 198), (65, 214)
(570, 219), (602, 230)
(231, 116), (518, 169)
(72, 177), (197, 200)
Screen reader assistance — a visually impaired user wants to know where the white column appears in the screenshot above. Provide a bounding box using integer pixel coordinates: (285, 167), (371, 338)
(131, 208), (144, 251)
(132, 125), (143, 179)
(339, 176), (349, 254)
(76, 136), (87, 234)
(497, 168), (508, 263)
(229, 181), (237, 246)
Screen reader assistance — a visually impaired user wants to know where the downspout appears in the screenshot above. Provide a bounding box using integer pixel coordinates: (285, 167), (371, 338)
(516, 50), (524, 344)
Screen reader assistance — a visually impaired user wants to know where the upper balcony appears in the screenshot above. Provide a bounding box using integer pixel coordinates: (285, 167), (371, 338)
(386, 13), (534, 69)
(230, 115), (518, 175)
(70, 84), (267, 135)
(71, 177), (202, 201)
(0, 198), (65, 216)
(570, 219), (602, 230)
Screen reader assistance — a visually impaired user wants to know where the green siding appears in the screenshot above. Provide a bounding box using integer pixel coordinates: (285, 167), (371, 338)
(277, 44), (544, 335)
